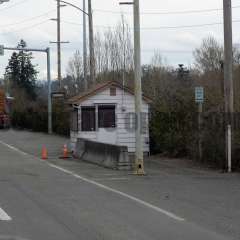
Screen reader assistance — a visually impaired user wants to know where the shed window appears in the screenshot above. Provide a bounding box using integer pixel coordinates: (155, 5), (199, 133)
(81, 107), (96, 131)
(110, 87), (116, 96)
(98, 105), (116, 128)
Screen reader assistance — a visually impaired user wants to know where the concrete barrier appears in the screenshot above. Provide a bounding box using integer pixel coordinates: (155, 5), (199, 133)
(74, 138), (131, 170)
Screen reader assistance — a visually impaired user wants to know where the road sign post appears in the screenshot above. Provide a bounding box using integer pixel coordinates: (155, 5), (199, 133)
(195, 87), (204, 162)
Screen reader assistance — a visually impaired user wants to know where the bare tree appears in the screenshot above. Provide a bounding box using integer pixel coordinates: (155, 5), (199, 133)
(66, 50), (83, 90)
(193, 36), (223, 73)
(151, 51), (163, 68)
(93, 16), (133, 76)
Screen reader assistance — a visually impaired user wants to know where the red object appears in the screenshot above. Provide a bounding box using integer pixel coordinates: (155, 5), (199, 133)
(0, 113), (9, 128)
(0, 89), (10, 129)
(62, 144), (68, 159)
(41, 146), (48, 160)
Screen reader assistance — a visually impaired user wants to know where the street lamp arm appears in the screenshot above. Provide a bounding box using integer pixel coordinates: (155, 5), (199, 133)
(59, 0), (89, 15)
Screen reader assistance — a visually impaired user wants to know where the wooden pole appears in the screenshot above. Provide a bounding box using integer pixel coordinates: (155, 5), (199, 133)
(223, 0), (233, 172)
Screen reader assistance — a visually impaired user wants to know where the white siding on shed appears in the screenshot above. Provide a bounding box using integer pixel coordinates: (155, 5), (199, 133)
(70, 86), (150, 154)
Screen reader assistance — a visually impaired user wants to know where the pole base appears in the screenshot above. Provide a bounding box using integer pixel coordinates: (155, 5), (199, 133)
(133, 160), (146, 175)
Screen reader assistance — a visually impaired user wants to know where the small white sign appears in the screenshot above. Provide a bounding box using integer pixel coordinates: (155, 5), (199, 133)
(195, 87), (204, 103)
(0, 45), (4, 56)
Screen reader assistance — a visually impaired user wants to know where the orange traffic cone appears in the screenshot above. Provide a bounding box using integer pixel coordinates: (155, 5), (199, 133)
(41, 146), (48, 160)
(62, 144), (68, 159)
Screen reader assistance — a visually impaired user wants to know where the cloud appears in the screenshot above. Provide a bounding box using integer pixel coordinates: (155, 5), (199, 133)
(0, 0), (239, 79)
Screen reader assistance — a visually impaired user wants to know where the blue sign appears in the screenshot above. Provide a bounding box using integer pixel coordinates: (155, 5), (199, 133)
(195, 87), (204, 103)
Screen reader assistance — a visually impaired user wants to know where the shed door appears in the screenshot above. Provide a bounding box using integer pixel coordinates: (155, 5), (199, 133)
(97, 105), (117, 144)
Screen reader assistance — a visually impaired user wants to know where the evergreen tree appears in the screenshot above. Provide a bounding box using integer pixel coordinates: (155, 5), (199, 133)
(5, 39), (38, 100)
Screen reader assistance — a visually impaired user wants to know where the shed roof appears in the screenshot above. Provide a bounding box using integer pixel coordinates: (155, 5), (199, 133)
(68, 81), (152, 105)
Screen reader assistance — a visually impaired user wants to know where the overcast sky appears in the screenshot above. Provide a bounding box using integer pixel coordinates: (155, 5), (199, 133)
(0, 0), (240, 80)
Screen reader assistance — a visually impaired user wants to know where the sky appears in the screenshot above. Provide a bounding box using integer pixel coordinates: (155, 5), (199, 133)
(0, 0), (240, 81)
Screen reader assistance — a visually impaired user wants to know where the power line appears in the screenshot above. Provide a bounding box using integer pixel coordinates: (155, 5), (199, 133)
(62, 20), (81, 26)
(0, 0), (29, 12)
(62, 20), (115, 29)
(93, 5), (240, 15)
(0, 20), (50, 35)
(1, 9), (239, 35)
(141, 21), (235, 30)
(62, 19), (240, 30)
(15, 20), (50, 32)
(142, 49), (193, 53)
(0, 9), (56, 28)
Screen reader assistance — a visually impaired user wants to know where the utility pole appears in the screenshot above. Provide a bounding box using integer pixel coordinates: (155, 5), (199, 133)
(50, 1), (69, 90)
(57, 0), (89, 90)
(83, 0), (87, 90)
(57, 0), (62, 89)
(119, 0), (145, 175)
(223, 0), (234, 173)
(133, 0), (145, 175)
(88, 0), (95, 85)
(121, 15), (126, 107)
(46, 48), (53, 134)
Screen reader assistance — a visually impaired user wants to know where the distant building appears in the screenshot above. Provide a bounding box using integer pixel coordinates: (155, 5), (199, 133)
(68, 81), (151, 155)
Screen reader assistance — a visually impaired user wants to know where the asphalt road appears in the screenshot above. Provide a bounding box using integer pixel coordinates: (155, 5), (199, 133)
(0, 130), (239, 240)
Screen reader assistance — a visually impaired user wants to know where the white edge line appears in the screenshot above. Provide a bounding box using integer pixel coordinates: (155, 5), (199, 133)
(92, 177), (130, 181)
(0, 208), (12, 221)
(48, 163), (185, 222)
(0, 141), (28, 156)
(0, 140), (185, 222)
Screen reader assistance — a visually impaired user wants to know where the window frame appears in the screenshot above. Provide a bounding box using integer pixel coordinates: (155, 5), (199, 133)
(81, 106), (96, 132)
(98, 104), (116, 129)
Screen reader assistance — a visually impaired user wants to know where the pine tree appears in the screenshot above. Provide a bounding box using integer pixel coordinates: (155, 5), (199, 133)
(5, 39), (38, 100)
(5, 52), (20, 87)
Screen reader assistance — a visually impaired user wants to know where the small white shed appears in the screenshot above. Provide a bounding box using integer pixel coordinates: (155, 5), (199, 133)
(69, 81), (151, 155)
